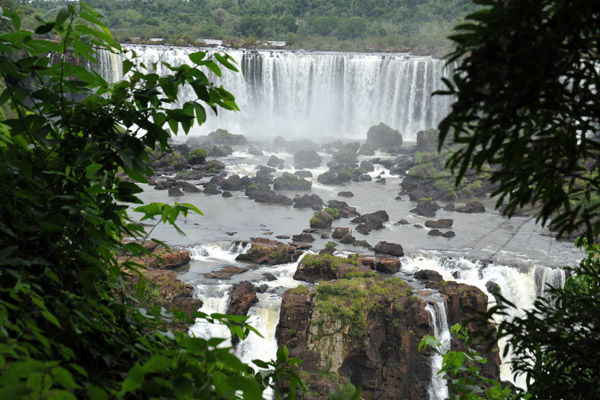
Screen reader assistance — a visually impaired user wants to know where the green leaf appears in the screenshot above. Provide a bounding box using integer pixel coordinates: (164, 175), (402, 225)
(55, 6), (70, 27)
(42, 310), (62, 328)
(85, 163), (102, 179)
(120, 363), (145, 395)
(35, 23), (55, 35)
(51, 367), (79, 390)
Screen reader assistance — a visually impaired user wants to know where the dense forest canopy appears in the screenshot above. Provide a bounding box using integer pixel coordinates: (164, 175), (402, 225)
(18, 0), (479, 52)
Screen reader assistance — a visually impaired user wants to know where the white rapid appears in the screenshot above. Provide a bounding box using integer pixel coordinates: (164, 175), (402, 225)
(425, 297), (451, 400)
(402, 254), (565, 388)
(95, 46), (453, 140)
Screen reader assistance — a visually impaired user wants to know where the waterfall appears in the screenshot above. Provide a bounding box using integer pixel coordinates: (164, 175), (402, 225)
(189, 284), (232, 348)
(233, 292), (282, 366)
(96, 45), (453, 141)
(425, 298), (451, 400)
(189, 240), (251, 262)
(534, 264), (566, 298)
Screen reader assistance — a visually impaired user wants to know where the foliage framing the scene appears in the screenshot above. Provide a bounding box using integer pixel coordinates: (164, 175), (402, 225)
(433, 0), (600, 399)
(438, 0), (600, 242)
(0, 2), (303, 398)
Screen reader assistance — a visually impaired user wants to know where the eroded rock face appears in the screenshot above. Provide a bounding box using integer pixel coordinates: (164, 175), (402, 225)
(277, 278), (432, 399)
(235, 238), (299, 265)
(228, 281), (258, 317)
(278, 276), (501, 399)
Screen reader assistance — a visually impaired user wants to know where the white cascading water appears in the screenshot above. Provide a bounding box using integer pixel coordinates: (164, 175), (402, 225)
(401, 254), (564, 388)
(188, 284), (232, 348)
(425, 298), (451, 400)
(95, 46), (453, 140)
(234, 293), (282, 366)
(533, 264), (566, 298)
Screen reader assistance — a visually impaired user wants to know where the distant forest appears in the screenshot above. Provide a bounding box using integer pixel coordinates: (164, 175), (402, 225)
(21, 0), (479, 53)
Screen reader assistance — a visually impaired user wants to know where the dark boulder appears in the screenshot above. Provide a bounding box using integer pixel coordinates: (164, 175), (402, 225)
(359, 160), (375, 173)
(204, 265), (249, 280)
(374, 257), (401, 273)
(366, 122), (403, 151)
(292, 233), (315, 243)
(222, 191), (232, 198)
(338, 191), (354, 198)
(410, 199), (440, 218)
(168, 187), (184, 196)
(228, 281), (258, 317)
(415, 129), (439, 153)
(327, 200), (359, 218)
(332, 227), (352, 239)
(294, 170), (313, 179)
(236, 238), (298, 265)
(317, 170), (343, 186)
(294, 149), (322, 169)
(273, 173), (312, 191)
(374, 241), (404, 257)
(203, 185), (222, 195)
(267, 155), (285, 169)
(425, 219), (454, 229)
(457, 201), (486, 213)
(310, 210), (333, 229)
(414, 270), (443, 282)
(293, 194), (324, 210)
(221, 175), (248, 191)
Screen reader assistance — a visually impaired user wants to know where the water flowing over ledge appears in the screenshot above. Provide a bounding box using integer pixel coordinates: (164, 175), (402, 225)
(95, 46), (454, 141)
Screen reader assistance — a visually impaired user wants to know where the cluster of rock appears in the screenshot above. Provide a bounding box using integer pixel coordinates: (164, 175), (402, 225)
(119, 241), (199, 330)
(274, 251), (500, 399)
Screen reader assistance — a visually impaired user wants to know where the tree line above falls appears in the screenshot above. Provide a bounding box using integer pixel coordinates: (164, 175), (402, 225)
(19, 0), (479, 53)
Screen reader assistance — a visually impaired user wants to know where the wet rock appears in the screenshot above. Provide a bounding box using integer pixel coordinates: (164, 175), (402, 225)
(177, 181), (201, 193)
(276, 235), (290, 239)
(248, 146), (263, 156)
(425, 219), (454, 229)
(225, 231), (236, 236)
(410, 199), (440, 218)
(294, 149), (322, 169)
(413, 224), (423, 229)
(317, 170), (343, 186)
(267, 155), (285, 169)
(168, 187), (184, 196)
(374, 257), (401, 273)
(352, 240), (372, 248)
(359, 160), (375, 173)
(204, 265), (249, 279)
(221, 175), (249, 191)
(339, 233), (355, 244)
(376, 178), (386, 185)
(228, 281), (258, 317)
(457, 201), (486, 213)
(415, 129), (439, 152)
(374, 241), (404, 257)
(414, 270), (443, 282)
(366, 122), (403, 151)
(428, 229), (443, 237)
(396, 219), (409, 225)
(486, 280), (502, 296)
(291, 242), (313, 251)
(292, 233), (315, 243)
(442, 231), (456, 238)
(294, 170), (313, 179)
(235, 238), (298, 265)
(208, 144), (233, 157)
(274, 173), (311, 190)
(263, 272), (277, 281)
(310, 210), (333, 229)
(332, 227), (352, 239)
(222, 191), (232, 198)
(293, 254), (363, 282)
(254, 165), (276, 184)
(351, 210), (389, 234)
(326, 200), (359, 218)
(444, 203), (456, 211)
(293, 194), (324, 211)
(338, 191), (354, 198)
(203, 184), (222, 195)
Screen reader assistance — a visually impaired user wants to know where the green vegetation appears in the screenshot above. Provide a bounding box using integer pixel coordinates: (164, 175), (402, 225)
(273, 172), (312, 190)
(0, 4), (302, 398)
(408, 150), (491, 201)
(301, 253), (358, 272)
(365, 122), (403, 149)
(17, 0), (481, 53)
(324, 207), (340, 219)
(189, 147), (207, 159)
(206, 128), (247, 145)
(433, 0), (600, 398)
(314, 278), (412, 337)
